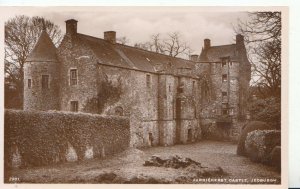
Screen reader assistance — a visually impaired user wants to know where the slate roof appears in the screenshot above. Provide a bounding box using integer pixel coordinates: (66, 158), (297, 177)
(199, 44), (238, 62)
(78, 33), (196, 73)
(26, 30), (58, 62)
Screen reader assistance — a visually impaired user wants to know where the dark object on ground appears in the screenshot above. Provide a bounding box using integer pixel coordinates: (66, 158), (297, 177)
(236, 121), (273, 156)
(143, 155), (202, 169)
(245, 130), (280, 165)
(94, 172), (117, 183)
(270, 146), (281, 172)
(143, 155), (226, 179)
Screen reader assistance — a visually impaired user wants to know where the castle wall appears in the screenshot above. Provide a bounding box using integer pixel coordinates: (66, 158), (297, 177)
(24, 61), (60, 111)
(95, 66), (160, 147)
(57, 36), (99, 113)
(198, 61), (245, 141)
(176, 76), (201, 143)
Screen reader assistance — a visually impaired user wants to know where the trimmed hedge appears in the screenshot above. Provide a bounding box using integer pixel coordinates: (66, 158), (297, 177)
(4, 109), (130, 168)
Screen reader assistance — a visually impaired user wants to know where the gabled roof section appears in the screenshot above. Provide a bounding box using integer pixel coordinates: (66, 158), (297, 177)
(77, 33), (196, 73)
(199, 44), (238, 62)
(26, 30), (58, 62)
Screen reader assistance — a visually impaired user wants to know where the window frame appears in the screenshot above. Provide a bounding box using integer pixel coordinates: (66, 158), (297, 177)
(222, 74), (228, 82)
(28, 78), (32, 89)
(41, 75), (49, 89)
(70, 68), (78, 86)
(146, 74), (151, 88)
(70, 101), (79, 112)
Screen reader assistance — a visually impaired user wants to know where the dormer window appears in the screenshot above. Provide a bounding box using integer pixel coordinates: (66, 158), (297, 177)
(70, 69), (78, 86)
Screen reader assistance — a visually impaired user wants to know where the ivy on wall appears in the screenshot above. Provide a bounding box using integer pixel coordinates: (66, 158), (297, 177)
(83, 75), (123, 114)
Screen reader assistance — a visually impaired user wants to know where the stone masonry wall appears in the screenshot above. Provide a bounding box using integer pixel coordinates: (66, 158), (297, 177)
(97, 66), (159, 147)
(24, 61), (60, 111)
(57, 35), (100, 113)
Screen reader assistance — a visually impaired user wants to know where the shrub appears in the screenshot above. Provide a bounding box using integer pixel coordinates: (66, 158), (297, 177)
(4, 109), (130, 169)
(236, 121), (273, 156)
(245, 130), (280, 164)
(248, 97), (281, 129)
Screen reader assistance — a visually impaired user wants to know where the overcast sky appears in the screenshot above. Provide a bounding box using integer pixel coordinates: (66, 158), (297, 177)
(3, 7), (249, 55)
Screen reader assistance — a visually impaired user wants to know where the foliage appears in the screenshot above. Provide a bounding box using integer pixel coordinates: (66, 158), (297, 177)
(4, 110), (130, 169)
(236, 121), (273, 156)
(83, 77), (123, 114)
(245, 130), (280, 164)
(4, 15), (63, 109)
(248, 97), (281, 129)
(236, 12), (281, 98)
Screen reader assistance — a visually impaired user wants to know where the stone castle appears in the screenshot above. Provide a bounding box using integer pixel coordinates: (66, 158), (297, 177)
(24, 19), (251, 147)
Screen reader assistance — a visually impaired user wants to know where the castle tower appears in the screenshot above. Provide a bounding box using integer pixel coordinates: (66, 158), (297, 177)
(175, 67), (199, 144)
(24, 30), (60, 111)
(157, 74), (176, 146)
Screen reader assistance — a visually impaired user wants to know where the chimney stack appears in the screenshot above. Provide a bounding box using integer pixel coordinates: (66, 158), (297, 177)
(190, 54), (199, 62)
(236, 34), (244, 45)
(204, 39), (211, 50)
(104, 31), (116, 44)
(65, 19), (78, 36)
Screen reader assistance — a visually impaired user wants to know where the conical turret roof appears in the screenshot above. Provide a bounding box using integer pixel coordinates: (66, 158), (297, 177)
(26, 30), (58, 62)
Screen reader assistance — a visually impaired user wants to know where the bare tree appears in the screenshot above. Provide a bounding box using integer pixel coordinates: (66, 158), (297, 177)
(117, 36), (130, 45)
(236, 12), (281, 98)
(162, 32), (190, 57)
(5, 15), (63, 109)
(134, 32), (192, 58)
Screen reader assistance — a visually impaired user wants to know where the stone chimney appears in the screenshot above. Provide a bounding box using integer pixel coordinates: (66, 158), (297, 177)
(104, 31), (116, 44)
(204, 39), (211, 50)
(65, 19), (78, 36)
(190, 54), (199, 62)
(236, 34), (244, 45)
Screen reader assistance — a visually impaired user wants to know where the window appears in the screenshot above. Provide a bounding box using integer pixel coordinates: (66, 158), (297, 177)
(115, 106), (124, 116)
(192, 81), (196, 93)
(222, 103), (229, 109)
(28, 79), (32, 89)
(169, 85), (171, 92)
(222, 109), (229, 115)
(146, 74), (151, 88)
(222, 103), (229, 115)
(222, 74), (228, 82)
(70, 69), (78, 86)
(70, 101), (78, 112)
(222, 60), (226, 67)
(222, 92), (227, 97)
(42, 75), (49, 89)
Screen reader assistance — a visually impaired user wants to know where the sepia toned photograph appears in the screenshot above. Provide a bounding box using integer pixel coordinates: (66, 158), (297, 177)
(2, 6), (285, 185)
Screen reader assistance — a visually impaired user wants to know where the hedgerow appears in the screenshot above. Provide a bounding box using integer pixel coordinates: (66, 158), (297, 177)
(4, 109), (130, 168)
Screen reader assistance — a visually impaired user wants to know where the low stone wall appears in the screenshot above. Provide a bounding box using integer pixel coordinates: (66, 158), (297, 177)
(4, 109), (130, 169)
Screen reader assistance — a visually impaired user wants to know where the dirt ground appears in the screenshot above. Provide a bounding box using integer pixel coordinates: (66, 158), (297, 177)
(7, 140), (281, 184)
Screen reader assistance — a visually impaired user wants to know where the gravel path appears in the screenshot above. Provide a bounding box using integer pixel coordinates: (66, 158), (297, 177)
(7, 140), (280, 184)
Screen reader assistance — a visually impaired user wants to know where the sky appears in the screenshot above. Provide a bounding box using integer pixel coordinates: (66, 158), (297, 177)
(2, 7), (249, 56)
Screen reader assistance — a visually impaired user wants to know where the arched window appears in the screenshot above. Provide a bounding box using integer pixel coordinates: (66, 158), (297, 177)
(115, 106), (124, 116)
